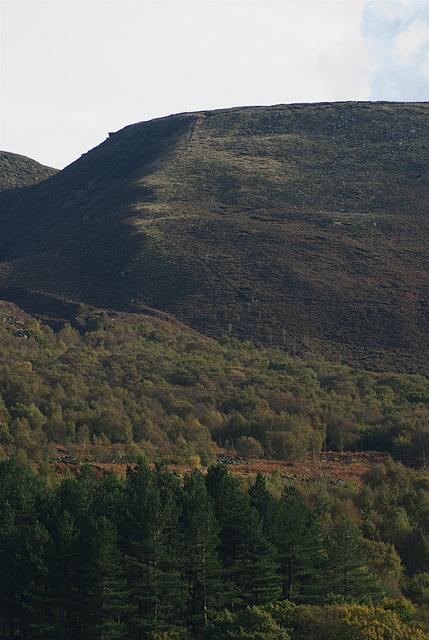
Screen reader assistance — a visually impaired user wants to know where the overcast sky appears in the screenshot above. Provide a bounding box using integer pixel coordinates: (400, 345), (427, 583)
(1, 0), (428, 169)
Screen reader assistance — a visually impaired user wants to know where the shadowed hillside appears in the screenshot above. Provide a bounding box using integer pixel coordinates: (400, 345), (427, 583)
(0, 102), (428, 372)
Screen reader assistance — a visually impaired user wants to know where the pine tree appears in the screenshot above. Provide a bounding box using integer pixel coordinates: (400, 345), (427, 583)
(206, 465), (280, 609)
(51, 468), (99, 637)
(85, 516), (130, 640)
(18, 520), (55, 639)
(0, 459), (49, 639)
(50, 510), (82, 640)
(181, 470), (223, 632)
(0, 502), (21, 638)
(0, 456), (45, 529)
(324, 516), (384, 601)
(235, 511), (281, 607)
(94, 468), (125, 522)
(271, 486), (323, 603)
(249, 471), (274, 530)
(55, 466), (96, 528)
(152, 461), (187, 628)
(121, 458), (184, 639)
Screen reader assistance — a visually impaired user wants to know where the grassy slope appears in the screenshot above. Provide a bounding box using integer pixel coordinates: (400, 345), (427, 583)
(0, 103), (428, 372)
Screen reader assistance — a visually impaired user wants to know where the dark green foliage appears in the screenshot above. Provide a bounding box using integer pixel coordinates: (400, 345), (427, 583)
(180, 470), (223, 631)
(55, 466), (97, 528)
(271, 487), (323, 602)
(249, 472), (274, 529)
(121, 459), (185, 638)
(85, 516), (129, 639)
(50, 510), (83, 639)
(206, 465), (280, 608)
(324, 516), (385, 601)
(0, 456), (45, 527)
(16, 520), (55, 638)
(1, 457), (429, 637)
(84, 312), (110, 333)
(0, 502), (22, 638)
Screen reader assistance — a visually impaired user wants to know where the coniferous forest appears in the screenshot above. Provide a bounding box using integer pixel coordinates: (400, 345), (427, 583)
(1, 311), (429, 638)
(1, 456), (429, 639)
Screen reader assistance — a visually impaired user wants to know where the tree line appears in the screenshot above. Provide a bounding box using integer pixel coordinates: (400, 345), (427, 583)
(1, 456), (428, 639)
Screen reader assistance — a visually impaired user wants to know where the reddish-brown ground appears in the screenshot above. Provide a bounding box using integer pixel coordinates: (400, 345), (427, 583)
(224, 451), (389, 487)
(51, 448), (389, 487)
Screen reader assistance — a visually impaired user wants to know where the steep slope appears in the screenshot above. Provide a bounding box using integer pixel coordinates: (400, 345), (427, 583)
(0, 151), (58, 192)
(0, 102), (428, 372)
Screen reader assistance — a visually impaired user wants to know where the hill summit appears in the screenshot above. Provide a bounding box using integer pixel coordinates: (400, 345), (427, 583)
(0, 151), (58, 192)
(0, 102), (428, 372)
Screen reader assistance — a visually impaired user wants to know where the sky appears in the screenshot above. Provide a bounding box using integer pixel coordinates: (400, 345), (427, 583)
(1, 0), (428, 169)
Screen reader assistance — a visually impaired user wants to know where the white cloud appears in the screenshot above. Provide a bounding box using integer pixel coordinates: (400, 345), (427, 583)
(361, 0), (429, 100)
(395, 19), (429, 59)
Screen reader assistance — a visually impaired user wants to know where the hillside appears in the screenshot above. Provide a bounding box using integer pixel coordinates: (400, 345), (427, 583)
(0, 151), (58, 192)
(0, 102), (428, 372)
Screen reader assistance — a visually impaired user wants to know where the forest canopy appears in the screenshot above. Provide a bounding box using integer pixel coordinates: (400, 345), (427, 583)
(0, 311), (428, 466)
(1, 311), (429, 638)
(1, 456), (429, 639)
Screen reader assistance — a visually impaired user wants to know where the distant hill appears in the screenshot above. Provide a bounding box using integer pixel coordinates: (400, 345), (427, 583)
(0, 151), (58, 192)
(0, 102), (428, 372)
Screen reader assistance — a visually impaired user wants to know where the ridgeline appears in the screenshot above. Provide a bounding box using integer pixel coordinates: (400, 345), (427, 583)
(0, 102), (428, 372)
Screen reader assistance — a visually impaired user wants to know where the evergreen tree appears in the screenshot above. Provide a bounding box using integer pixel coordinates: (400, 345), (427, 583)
(121, 458), (184, 639)
(94, 468), (125, 522)
(206, 465), (280, 608)
(0, 456), (45, 529)
(249, 472), (274, 530)
(236, 514), (281, 607)
(55, 465), (96, 528)
(271, 486), (323, 603)
(50, 510), (83, 640)
(0, 459), (49, 639)
(85, 516), (130, 640)
(181, 470), (223, 632)
(152, 461), (187, 628)
(0, 501), (21, 638)
(17, 520), (55, 639)
(324, 516), (384, 601)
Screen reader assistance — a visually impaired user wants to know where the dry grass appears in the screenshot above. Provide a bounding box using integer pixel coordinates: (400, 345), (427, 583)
(52, 446), (388, 488)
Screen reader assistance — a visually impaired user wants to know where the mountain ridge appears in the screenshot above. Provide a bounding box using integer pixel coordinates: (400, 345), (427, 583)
(1, 102), (428, 372)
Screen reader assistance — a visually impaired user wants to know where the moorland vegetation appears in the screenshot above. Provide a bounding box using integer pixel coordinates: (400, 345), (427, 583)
(1, 102), (428, 372)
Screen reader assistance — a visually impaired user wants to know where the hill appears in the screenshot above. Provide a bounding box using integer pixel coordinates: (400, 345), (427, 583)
(0, 151), (58, 192)
(0, 102), (428, 372)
